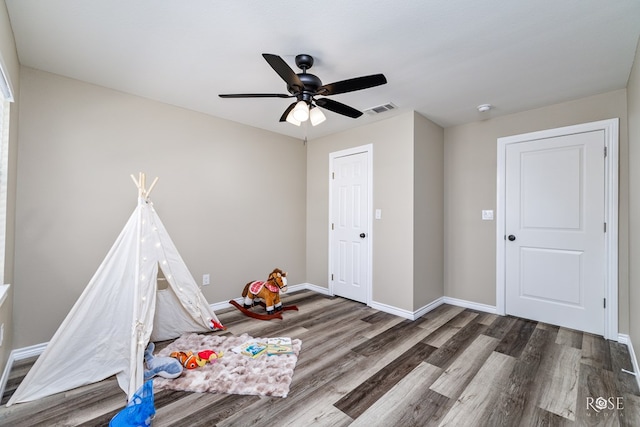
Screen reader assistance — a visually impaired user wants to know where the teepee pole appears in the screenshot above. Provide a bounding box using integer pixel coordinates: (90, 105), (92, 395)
(146, 177), (159, 198)
(130, 172), (159, 201)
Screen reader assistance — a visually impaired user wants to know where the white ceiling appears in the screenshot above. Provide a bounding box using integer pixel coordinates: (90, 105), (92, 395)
(5, 0), (640, 140)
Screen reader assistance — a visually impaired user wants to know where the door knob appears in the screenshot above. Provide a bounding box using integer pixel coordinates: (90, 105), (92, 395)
(359, 233), (366, 238)
(508, 235), (516, 241)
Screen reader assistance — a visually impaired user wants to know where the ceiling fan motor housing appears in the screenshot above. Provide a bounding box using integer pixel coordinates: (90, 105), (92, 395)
(290, 73), (322, 101)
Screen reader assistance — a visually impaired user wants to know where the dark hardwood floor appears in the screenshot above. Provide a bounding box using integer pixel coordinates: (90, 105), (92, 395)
(0, 290), (638, 426)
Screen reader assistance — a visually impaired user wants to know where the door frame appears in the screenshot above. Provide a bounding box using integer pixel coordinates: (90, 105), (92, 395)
(328, 144), (373, 305)
(496, 118), (619, 340)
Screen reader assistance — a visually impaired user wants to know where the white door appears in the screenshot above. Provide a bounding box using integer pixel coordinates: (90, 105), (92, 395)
(330, 150), (370, 304)
(505, 130), (605, 335)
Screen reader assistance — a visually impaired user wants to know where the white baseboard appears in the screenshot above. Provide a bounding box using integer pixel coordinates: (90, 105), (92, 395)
(9, 342), (47, 360)
(210, 297), (243, 312)
(369, 300), (416, 320)
(442, 297), (498, 314)
(0, 352), (11, 402)
(413, 297), (445, 319)
(370, 297), (446, 321)
(0, 342), (48, 400)
(297, 283), (331, 295)
(208, 282), (330, 312)
(617, 334), (640, 390)
(385, 296), (496, 321)
(0, 284), (9, 308)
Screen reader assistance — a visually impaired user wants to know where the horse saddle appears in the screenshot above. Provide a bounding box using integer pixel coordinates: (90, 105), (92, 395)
(249, 280), (280, 294)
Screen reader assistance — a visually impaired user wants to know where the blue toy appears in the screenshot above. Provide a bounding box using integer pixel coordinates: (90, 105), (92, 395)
(143, 342), (183, 381)
(110, 380), (155, 427)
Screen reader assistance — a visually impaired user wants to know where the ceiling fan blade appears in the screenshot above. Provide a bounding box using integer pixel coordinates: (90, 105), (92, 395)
(279, 102), (297, 122)
(219, 93), (292, 98)
(315, 98), (363, 118)
(318, 74), (387, 96)
(262, 54), (304, 91)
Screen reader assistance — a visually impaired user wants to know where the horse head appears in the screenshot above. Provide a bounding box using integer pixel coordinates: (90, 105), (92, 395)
(268, 268), (288, 293)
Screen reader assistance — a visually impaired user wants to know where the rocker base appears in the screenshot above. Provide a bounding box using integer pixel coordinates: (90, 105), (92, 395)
(229, 299), (298, 321)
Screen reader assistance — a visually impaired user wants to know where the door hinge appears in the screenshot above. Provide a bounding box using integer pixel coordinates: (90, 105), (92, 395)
(604, 222), (607, 233)
(332, 172), (335, 179)
(604, 146), (608, 157)
(332, 223), (334, 230)
(331, 274), (334, 281)
(604, 298), (606, 308)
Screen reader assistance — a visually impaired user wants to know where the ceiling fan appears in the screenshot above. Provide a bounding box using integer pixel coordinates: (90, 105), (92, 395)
(219, 53), (387, 126)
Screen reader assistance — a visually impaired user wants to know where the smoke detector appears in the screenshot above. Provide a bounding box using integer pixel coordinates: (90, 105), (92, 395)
(477, 104), (492, 112)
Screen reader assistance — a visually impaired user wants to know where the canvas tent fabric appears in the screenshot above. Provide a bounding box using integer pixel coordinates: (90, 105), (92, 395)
(7, 188), (223, 406)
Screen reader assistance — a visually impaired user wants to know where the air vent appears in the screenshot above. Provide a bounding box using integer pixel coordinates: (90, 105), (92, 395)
(364, 103), (397, 116)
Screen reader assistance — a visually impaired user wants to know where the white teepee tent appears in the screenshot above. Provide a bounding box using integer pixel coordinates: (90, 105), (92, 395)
(7, 173), (224, 406)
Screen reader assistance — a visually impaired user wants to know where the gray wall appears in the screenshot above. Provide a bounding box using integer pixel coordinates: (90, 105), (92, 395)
(413, 112), (444, 308)
(627, 38), (640, 358)
(307, 112), (414, 310)
(13, 68), (307, 347)
(306, 111), (445, 312)
(0, 0), (19, 370)
(444, 89), (630, 333)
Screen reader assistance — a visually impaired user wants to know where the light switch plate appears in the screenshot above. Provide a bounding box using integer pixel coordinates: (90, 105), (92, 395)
(482, 210), (494, 220)
(375, 209), (382, 219)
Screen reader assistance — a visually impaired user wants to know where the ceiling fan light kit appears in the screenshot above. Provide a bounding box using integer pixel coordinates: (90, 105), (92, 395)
(219, 53), (387, 127)
(285, 113), (301, 126)
(309, 106), (326, 126)
(291, 100), (310, 122)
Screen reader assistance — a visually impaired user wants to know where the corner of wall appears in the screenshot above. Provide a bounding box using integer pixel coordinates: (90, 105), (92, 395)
(412, 112), (445, 309)
(626, 32), (640, 388)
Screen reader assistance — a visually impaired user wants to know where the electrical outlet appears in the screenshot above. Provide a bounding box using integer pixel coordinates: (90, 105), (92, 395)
(0, 323), (4, 347)
(202, 274), (210, 286)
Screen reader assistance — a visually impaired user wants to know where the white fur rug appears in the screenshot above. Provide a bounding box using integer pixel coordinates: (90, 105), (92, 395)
(153, 333), (302, 398)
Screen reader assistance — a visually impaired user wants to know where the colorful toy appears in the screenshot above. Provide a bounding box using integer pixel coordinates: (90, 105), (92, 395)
(211, 319), (226, 331)
(198, 349), (224, 363)
(143, 342), (183, 380)
(242, 268), (288, 315)
(170, 349), (223, 369)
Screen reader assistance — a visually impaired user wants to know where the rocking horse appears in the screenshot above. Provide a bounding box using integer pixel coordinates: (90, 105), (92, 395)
(229, 268), (298, 320)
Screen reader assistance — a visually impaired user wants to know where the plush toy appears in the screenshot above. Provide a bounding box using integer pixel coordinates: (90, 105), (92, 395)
(242, 268), (288, 315)
(143, 342), (183, 381)
(170, 349), (223, 369)
(198, 349), (224, 363)
(211, 319), (226, 331)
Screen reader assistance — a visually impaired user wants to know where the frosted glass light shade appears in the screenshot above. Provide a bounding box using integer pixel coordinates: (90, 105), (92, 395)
(286, 111), (301, 126)
(291, 100), (309, 122)
(309, 107), (326, 126)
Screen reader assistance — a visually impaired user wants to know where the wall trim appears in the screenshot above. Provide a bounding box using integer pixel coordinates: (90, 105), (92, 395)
(442, 296), (498, 314)
(0, 284), (9, 308)
(294, 282), (331, 295)
(617, 334), (640, 391)
(369, 300), (416, 320)
(414, 297), (445, 319)
(208, 282), (331, 312)
(0, 342), (48, 400)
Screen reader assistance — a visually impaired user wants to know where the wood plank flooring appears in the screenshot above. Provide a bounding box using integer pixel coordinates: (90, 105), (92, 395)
(0, 290), (638, 426)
